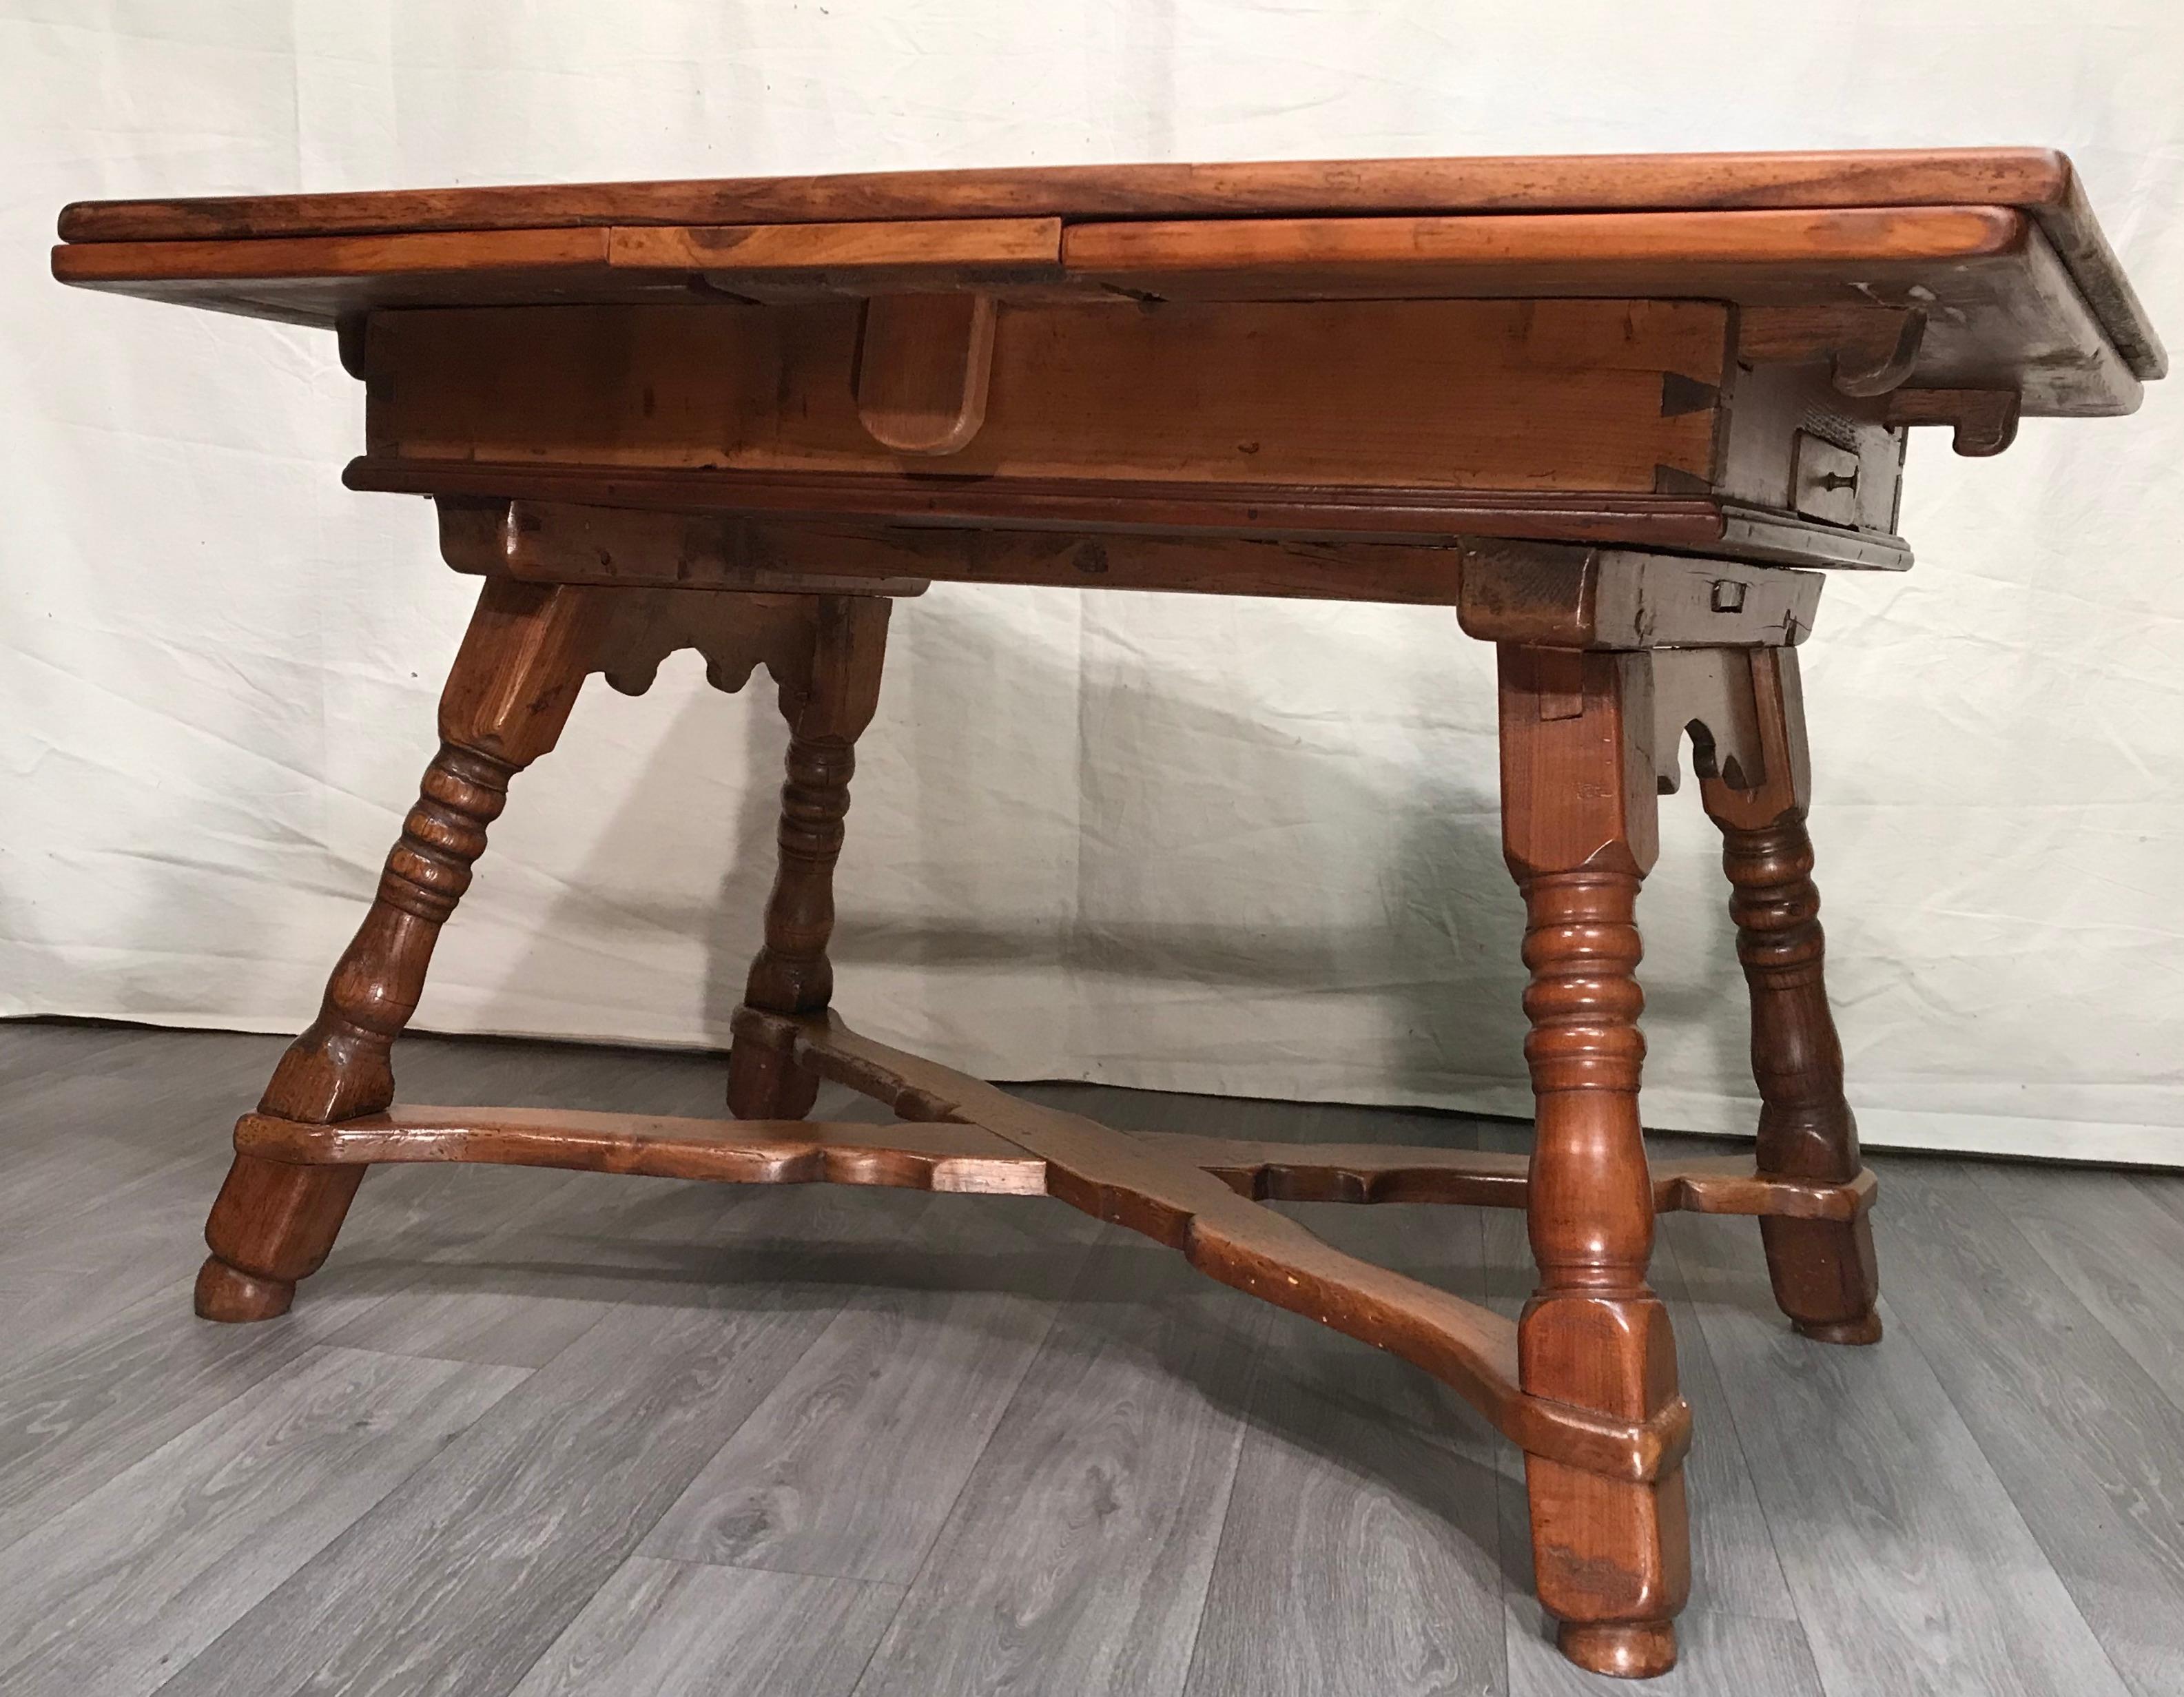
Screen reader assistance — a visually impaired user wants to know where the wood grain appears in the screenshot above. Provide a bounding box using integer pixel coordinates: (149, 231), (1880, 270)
(725, 595), (891, 1120)
(848, 1233), (1268, 1696)
(0, 1038), (657, 1550)
(371, 457), (1907, 566)
(1886, 387), (2024, 455)
(1967, 1160), (2184, 1429)
(1063, 211), (2134, 415)
(197, 577), (605, 1322)
(1456, 542), (1828, 650)
(1620, 1202), (1803, 1628)
(47, 209), (2139, 418)
(53, 146), (2159, 380)
(642, 1191), (1098, 1583)
(440, 495), (1473, 604)
(1497, 643), (1688, 1674)
(0, 1033), (278, 1366)
(1699, 648), (1880, 1345)
(0, 1345), (523, 1697)
(1664, 1209), (2133, 1697)
(239, 1108), (1036, 1191)
(1876, 1158), (2184, 1696)
(234, 1100), (1874, 1222)
(1183, 1198), (1507, 1697)
(362, 297), (1728, 493)
(1507, 1606), (1826, 1696)
(56, 146), (2087, 238)
(17, 1025), (2184, 1691)
(508, 1559), (901, 1697)
(1064, 203), (2023, 276)
(0, 1278), (391, 1556)
(774, 1008), (1691, 1485)
(608, 215), (1062, 288)
(44, 138), (2169, 1691)
(150, 1193), (903, 1697)
(1472, 1153), (1802, 1636)
(303, 1031), (765, 1372)
(854, 293), (996, 453)
(449, 501), (1854, 630)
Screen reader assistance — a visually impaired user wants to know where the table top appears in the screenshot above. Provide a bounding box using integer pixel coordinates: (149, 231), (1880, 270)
(52, 147), (2163, 415)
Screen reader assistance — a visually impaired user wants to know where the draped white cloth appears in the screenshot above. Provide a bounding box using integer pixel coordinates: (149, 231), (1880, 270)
(5, 1), (2181, 1162)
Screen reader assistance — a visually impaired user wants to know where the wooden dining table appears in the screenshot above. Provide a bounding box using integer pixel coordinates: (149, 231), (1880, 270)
(52, 147), (2163, 1680)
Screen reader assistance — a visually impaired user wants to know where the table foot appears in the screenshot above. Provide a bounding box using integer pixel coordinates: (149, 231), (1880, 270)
(1762, 1213), (1882, 1342)
(194, 1255), (293, 1322)
(1557, 1619), (1678, 1679)
(1795, 1310), (1884, 1346)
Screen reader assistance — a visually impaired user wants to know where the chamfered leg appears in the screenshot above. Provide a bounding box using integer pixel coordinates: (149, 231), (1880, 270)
(1698, 647), (1880, 1345)
(196, 578), (601, 1321)
(1498, 644), (1690, 1679)
(726, 595), (892, 1120)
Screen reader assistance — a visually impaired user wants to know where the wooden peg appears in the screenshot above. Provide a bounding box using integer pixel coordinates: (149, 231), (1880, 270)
(1886, 387), (2022, 457)
(854, 293), (997, 455)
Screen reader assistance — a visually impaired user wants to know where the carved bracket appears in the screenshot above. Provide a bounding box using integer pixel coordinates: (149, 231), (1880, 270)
(587, 588), (817, 703)
(1885, 387), (2023, 457)
(1651, 647), (1771, 796)
(1653, 646), (1812, 827)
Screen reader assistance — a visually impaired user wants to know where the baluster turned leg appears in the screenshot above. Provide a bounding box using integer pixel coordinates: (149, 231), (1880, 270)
(727, 595), (892, 1120)
(196, 579), (601, 1321)
(1698, 648), (1879, 1344)
(1499, 645), (1689, 1678)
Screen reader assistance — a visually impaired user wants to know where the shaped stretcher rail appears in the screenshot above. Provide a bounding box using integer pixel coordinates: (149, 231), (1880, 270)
(236, 1009), (1879, 1484)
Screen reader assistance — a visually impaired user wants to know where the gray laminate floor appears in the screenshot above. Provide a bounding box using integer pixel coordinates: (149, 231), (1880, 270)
(4, 1016), (2181, 1696)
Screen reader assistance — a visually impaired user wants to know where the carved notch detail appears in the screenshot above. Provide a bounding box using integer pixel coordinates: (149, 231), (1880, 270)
(587, 589), (818, 703)
(1650, 648), (1769, 796)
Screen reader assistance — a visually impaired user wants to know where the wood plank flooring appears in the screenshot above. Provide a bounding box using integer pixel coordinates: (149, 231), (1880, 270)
(1, 1018), (2178, 1695)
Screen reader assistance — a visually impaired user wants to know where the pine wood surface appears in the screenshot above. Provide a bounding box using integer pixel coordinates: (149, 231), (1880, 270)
(52, 149), (2161, 409)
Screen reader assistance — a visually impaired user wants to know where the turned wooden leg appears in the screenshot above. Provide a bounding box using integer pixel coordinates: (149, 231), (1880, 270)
(728, 595), (892, 1120)
(1698, 648), (1879, 1345)
(198, 579), (601, 1321)
(1499, 645), (1689, 1678)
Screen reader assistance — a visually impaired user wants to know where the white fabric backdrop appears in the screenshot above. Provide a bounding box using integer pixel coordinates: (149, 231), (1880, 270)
(4, 2), (2181, 1162)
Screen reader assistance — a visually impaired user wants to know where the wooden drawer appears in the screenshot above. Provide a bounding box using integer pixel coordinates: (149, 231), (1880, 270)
(355, 295), (1912, 568)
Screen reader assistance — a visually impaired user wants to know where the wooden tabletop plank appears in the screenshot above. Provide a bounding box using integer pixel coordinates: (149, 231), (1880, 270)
(51, 226), (614, 285)
(54, 147), (2082, 240)
(605, 216), (1063, 288)
(51, 146), (2161, 380)
(52, 218), (1063, 281)
(1065, 207), (2136, 415)
(48, 221), (1064, 330)
(53, 200), (2141, 414)
(1067, 203), (2029, 274)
